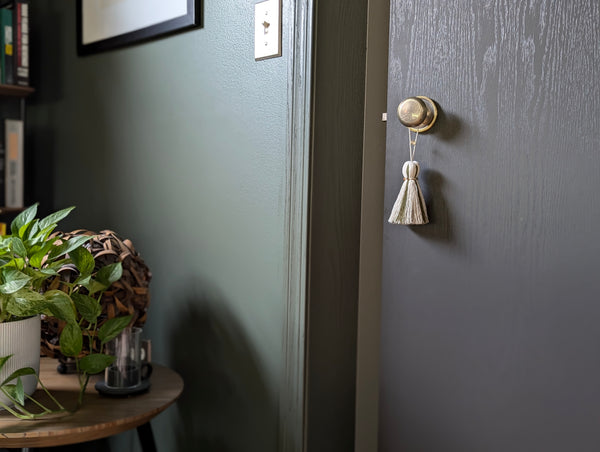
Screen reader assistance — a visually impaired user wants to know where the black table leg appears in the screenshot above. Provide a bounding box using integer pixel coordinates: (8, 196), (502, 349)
(137, 422), (157, 452)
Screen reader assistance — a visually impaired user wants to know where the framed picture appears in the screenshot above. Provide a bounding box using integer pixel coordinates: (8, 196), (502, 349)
(77, 0), (202, 56)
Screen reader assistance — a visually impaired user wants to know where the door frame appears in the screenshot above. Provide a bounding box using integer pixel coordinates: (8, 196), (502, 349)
(355, 0), (390, 451)
(304, 0), (370, 451)
(279, 1), (314, 451)
(281, 0), (389, 450)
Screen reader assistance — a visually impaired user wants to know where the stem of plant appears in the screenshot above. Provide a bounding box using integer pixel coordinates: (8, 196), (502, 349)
(78, 373), (90, 407)
(36, 375), (67, 412)
(0, 387), (68, 420)
(0, 399), (33, 419)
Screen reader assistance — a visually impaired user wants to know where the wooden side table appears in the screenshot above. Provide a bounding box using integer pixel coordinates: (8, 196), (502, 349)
(0, 357), (183, 451)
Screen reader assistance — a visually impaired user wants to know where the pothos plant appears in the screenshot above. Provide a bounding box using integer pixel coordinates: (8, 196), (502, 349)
(0, 204), (132, 419)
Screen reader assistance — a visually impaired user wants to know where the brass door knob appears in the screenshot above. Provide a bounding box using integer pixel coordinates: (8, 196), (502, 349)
(397, 96), (438, 132)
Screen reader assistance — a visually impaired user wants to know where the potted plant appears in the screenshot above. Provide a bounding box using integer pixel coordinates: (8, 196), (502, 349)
(0, 204), (132, 418)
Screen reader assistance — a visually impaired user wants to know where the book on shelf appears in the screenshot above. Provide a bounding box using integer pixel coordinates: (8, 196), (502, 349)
(0, 121), (5, 204)
(13, 0), (28, 86)
(0, 0), (29, 86)
(0, 6), (12, 85)
(4, 118), (22, 208)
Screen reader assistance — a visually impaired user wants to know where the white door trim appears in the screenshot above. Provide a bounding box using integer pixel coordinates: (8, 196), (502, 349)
(279, 1), (314, 450)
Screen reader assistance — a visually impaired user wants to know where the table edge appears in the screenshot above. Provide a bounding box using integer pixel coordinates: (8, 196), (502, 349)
(0, 362), (184, 448)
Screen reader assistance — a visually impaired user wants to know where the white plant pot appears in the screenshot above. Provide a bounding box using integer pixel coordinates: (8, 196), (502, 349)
(0, 315), (41, 407)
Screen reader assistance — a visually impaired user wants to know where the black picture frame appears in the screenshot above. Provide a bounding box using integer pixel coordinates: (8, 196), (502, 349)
(76, 0), (202, 56)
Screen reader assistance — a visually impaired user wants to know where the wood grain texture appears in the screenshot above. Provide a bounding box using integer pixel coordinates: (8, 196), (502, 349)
(0, 358), (183, 448)
(381, 1), (600, 451)
(305, 0), (368, 450)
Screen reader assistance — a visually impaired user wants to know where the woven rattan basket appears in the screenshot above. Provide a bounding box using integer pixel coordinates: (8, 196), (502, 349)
(40, 229), (152, 362)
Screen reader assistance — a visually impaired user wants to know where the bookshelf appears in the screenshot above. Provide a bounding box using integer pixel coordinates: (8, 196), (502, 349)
(0, 0), (35, 224)
(0, 207), (22, 214)
(0, 1), (32, 229)
(0, 84), (34, 97)
(0, 84), (33, 220)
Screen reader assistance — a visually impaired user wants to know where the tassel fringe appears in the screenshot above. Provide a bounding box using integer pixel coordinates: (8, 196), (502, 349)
(388, 160), (429, 225)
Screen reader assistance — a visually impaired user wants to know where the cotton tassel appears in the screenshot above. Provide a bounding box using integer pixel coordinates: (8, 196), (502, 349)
(388, 160), (429, 225)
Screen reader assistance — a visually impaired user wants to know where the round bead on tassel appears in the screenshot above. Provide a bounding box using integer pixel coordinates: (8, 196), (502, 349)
(388, 160), (429, 225)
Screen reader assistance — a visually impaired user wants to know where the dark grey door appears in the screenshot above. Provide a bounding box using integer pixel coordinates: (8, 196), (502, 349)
(380, 1), (600, 451)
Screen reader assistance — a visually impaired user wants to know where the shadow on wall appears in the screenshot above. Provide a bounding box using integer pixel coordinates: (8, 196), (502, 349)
(26, 127), (55, 213)
(0, 293), (276, 452)
(170, 291), (276, 452)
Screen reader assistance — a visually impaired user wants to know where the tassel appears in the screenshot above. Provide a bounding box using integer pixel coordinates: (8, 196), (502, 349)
(388, 160), (429, 225)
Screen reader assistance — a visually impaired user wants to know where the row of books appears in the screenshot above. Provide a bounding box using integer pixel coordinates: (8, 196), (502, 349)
(0, 0), (29, 86)
(0, 118), (23, 209)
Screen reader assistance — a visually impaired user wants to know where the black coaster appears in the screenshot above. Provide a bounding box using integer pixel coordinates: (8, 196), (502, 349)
(94, 378), (151, 397)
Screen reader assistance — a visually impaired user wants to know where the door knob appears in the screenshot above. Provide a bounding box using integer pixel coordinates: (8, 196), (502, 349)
(397, 96), (438, 132)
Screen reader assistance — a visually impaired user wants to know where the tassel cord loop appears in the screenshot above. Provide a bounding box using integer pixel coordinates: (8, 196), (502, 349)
(408, 129), (419, 161)
(387, 128), (428, 225)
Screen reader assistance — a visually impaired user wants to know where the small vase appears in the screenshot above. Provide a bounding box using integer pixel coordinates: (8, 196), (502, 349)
(0, 315), (41, 407)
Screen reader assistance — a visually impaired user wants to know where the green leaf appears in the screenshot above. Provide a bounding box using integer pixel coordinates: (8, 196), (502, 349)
(44, 290), (76, 322)
(5, 289), (46, 317)
(0, 366), (36, 387)
(38, 206), (75, 231)
(28, 239), (56, 267)
(96, 262), (122, 287)
(69, 246), (95, 277)
(84, 278), (110, 296)
(74, 275), (91, 287)
(33, 223), (58, 244)
(71, 292), (102, 323)
(37, 268), (59, 277)
(24, 267), (54, 281)
(0, 268), (31, 294)
(45, 258), (71, 271)
(2, 379), (25, 405)
(18, 220), (34, 241)
(98, 315), (132, 344)
(0, 293), (9, 318)
(9, 238), (27, 258)
(79, 354), (114, 375)
(4, 257), (25, 271)
(14, 378), (25, 405)
(0, 355), (13, 373)
(10, 204), (38, 236)
(28, 251), (45, 269)
(27, 219), (41, 244)
(59, 322), (83, 357)
(48, 236), (91, 260)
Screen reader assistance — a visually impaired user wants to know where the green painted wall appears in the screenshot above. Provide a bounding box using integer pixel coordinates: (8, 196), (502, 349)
(28, 2), (290, 450)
